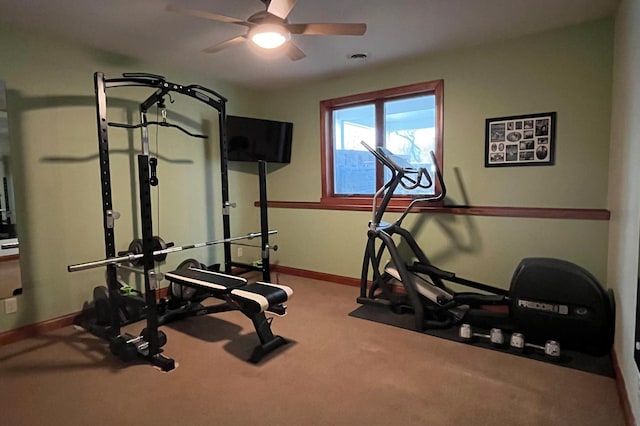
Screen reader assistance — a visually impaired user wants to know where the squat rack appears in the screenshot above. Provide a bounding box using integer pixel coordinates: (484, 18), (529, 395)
(88, 72), (274, 370)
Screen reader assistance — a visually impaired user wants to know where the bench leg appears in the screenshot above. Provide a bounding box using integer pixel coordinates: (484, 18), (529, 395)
(247, 312), (288, 363)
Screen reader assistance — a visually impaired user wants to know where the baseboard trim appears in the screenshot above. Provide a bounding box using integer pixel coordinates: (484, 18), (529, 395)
(612, 349), (636, 426)
(272, 264), (360, 287)
(0, 312), (78, 346)
(0, 287), (170, 346)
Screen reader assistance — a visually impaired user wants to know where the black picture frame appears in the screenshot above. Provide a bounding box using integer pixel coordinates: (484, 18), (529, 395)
(485, 112), (556, 167)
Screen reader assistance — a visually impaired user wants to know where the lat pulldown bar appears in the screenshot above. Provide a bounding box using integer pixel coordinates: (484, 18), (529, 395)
(67, 230), (277, 273)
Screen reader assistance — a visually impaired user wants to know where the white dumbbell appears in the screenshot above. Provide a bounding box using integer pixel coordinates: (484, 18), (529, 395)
(459, 324), (506, 347)
(509, 332), (561, 359)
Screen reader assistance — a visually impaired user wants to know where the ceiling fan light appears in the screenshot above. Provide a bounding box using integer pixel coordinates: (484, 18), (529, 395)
(250, 24), (290, 49)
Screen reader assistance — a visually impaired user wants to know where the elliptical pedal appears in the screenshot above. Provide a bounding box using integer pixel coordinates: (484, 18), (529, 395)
(385, 262), (468, 321)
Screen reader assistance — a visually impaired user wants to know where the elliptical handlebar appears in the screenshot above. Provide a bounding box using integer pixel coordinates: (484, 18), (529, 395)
(360, 142), (397, 175)
(401, 165), (433, 191)
(361, 142), (434, 190)
(361, 141), (446, 199)
(395, 150), (446, 225)
(361, 141), (447, 226)
(427, 150), (447, 202)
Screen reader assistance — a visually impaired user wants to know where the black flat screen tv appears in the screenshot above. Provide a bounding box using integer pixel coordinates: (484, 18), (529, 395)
(226, 115), (293, 163)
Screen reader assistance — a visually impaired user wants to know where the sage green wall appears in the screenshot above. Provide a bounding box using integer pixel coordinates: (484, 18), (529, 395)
(0, 24), (260, 333)
(253, 19), (613, 287)
(606, 0), (640, 420)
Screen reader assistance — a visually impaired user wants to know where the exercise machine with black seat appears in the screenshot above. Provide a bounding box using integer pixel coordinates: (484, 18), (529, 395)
(357, 142), (615, 357)
(68, 72), (292, 371)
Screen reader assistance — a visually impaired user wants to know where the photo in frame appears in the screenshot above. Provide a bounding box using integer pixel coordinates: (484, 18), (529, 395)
(485, 112), (556, 167)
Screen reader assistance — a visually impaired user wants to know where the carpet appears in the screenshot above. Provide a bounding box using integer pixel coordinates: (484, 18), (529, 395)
(349, 303), (614, 377)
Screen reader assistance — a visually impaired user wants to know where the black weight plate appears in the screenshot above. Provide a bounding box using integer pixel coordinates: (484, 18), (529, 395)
(127, 239), (144, 267)
(170, 259), (202, 300)
(152, 236), (168, 262)
(141, 328), (168, 348)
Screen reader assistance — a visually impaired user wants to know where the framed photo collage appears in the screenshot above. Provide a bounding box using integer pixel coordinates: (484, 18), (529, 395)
(485, 112), (556, 167)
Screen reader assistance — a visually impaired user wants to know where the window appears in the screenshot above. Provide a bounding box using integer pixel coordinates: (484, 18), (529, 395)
(320, 80), (443, 206)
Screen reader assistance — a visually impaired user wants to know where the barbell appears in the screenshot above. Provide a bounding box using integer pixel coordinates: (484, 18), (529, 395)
(67, 230), (277, 273)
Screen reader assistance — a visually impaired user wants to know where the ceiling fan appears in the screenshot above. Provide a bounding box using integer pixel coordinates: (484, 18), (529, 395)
(166, 0), (367, 61)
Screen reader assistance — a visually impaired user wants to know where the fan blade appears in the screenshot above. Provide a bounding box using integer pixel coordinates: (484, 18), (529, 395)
(287, 23), (367, 36)
(166, 3), (252, 27)
(202, 36), (247, 54)
(285, 41), (306, 61)
(267, 0), (297, 20)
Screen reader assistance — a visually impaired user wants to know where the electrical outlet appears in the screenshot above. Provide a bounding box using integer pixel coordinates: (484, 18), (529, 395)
(237, 247), (243, 258)
(4, 297), (17, 314)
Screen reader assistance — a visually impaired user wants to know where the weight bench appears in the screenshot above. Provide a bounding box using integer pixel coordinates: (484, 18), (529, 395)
(164, 267), (293, 363)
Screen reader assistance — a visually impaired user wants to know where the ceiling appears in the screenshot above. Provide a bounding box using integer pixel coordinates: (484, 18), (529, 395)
(0, 0), (619, 90)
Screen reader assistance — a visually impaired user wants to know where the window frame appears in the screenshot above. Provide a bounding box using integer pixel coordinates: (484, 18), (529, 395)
(320, 79), (444, 207)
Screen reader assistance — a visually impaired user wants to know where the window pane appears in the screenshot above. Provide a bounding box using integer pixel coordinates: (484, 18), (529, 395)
(384, 95), (437, 195)
(333, 104), (376, 195)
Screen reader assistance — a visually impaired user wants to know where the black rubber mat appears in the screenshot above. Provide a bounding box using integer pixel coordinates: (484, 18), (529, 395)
(349, 304), (614, 377)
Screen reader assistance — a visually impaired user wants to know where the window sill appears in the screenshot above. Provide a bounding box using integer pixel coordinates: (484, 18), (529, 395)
(254, 200), (610, 220)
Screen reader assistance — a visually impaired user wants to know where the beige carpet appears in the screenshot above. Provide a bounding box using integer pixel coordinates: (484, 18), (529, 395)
(0, 274), (624, 425)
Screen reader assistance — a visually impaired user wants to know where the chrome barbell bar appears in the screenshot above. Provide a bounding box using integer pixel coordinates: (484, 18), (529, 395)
(67, 230), (277, 272)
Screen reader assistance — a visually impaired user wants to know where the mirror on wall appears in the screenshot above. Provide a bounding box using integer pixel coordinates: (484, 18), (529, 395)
(0, 80), (21, 298)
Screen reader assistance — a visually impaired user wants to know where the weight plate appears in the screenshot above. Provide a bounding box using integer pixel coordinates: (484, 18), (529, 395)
(127, 239), (144, 267)
(141, 328), (168, 348)
(127, 236), (168, 266)
(170, 259), (202, 300)
(152, 236), (168, 262)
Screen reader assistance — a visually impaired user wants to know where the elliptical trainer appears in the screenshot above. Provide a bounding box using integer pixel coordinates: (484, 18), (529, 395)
(357, 142), (615, 356)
